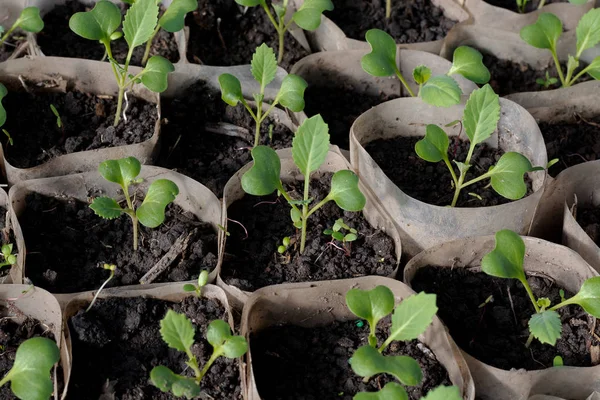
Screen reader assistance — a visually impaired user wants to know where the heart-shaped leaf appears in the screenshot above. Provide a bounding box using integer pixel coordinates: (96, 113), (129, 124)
(123, 0), (159, 49)
(529, 310), (562, 345)
(565, 276), (600, 317)
(361, 29), (398, 77)
(252, 44), (278, 91)
(415, 124), (449, 163)
(0, 83), (8, 128)
(159, 309), (194, 352)
(389, 292), (438, 342)
(585, 55), (600, 80)
(242, 145), (282, 196)
(448, 46), (490, 84)
(90, 197), (125, 219)
(422, 386), (463, 400)
(69, 0), (121, 42)
(329, 170), (366, 211)
(463, 84), (500, 146)
(235, 0), (262, 6)
(520, 13), (562, 51)
(278, 74), (308, 112)
(292, 115), (330, 178)
(487, 152), (534, 200)
(158, 0), (197, 32)
(98, 156), (141, 188)
(293, 0), (334, 31)
(481, 229), (527, 282)
(218, 73), (244, 107)
(577, 8), (600, 56)
(350, 345), (423, 386)
(346, 286), (395, 336)
(137, 179), (179, 228)
(17, 7), (44, 33)
(420, 75), (461, 107)
(413, 65), (432, 85)
(354, 383), (408, 400)
(141, 55), (174, 93)
(150, 365), (202, 398)
(207, 320), (248, 358)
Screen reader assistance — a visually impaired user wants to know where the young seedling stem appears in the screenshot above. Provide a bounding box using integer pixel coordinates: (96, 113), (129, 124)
(86, 263), (116, 312)
(386, 0), (392, 19)
(0, 7), (44, 47)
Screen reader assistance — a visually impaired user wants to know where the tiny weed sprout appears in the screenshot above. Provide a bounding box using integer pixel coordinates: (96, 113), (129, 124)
(49, 104), (62, 129)
(183, 270), (209, 297)
(234, 0), (333, 63)
(537, 71), (559, 88)
(361, 29), (490, 107)
(150, 311), (248, 399)
(241, 114), (366, 253)
(69, 0), (175, 126)
(89, 156), (179, 251)
(0, 337), (59, 400)
(481, 229), (600, 347)
(515, 0), (586, 14)
(345, 286), (462, 400)
(277, 236), (291, 254)
(0, 244), (17, 269)
(415, 84), (541, 207)
(86, 263), (117, 312)
(324, 218), (357, 255)
(521, 9), (600, 88)
(218, 43), (308, 147)
(0, 7), (44, 47)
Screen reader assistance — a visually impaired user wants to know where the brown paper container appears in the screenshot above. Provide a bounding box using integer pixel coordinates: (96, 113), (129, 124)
(530, 394), (600, 400)
(563, 187), (600, 274)
(0, 187), (20, 284)
(240, 276), (475, 400)
(404, 235), (600, 400)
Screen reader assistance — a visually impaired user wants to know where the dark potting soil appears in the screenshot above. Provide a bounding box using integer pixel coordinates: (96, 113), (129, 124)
(251, 318), (452, 399)
(0, 314), (57, 399)
(1, 88), (156, 169)
(19, 192), (218, 293)
(157, 81), (294, 196)
(36, 1), (179, 65)
(412, 266), (600, 370)
(0, 33), (27, 62)
(483, 0), (565, 13)
(574, 205), (600, 245)
(327, 0), (456, 44)
(221, 173), (397, 291)
(365, 136), (534, 207)
(68, 296), (242, 399)
(186, 0), (309, 71)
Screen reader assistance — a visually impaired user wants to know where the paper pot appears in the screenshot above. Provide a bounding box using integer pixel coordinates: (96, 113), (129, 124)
(529, 393), (600, 400)
(240, 276), (475, 400)
(349, 96), (547, 257)
(403, 235), (600, 400)
(0, 187), (21, 284)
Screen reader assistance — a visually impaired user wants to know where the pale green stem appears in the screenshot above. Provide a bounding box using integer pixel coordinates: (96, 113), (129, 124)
(537, 0), (546, 8)
(277, 30), (285, 64)
(0, 23), (18, 47)
(459, 171), (493, 190)
(197, 350), (222, 383)
(0, 372), (11, 388)
(395, 69), (416, 97)
(299, 173), (311, 253)
(254, 100), (263, 148)
(549, 297), (577, 312)
(550, 49), (567, 87)
(443, 157), (459, 189)
(122, 183), (139, 251)
(113, 46), (135, 126)
(186, 352), (203, 382)
(142, 25), (161, 65)
(86, 268), (115, 312)
(451, 170), (467, 207)
(379, 336), (394, 353)
(564, 59), (578, 88)
(306, 195), (331, 218)
(525, 333), (534, 347)
(386, 0), (392, 18)
(114, 86), (126, 126)
(568, 63), (593, 87)
(259, 99), (280, 125)
(522, 279), (541, 313)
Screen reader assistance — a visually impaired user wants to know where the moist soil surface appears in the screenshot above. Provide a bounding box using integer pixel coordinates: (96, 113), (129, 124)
(68, 296), (242, 399)
(574, 206), (600, 245)
(365, 136), (534, 207)
(19, 192), (218, 293)
(327, 0), (456, 44)
(221, 173), (397, 291)
(186, 0), (309, 71)
(251, 317), (452, 399)
(157, 81), (294, 196)
(0, 33), (27, 62)
(36, 1), (179, 65)
(484, 0), (565, 13)
(0, 314), (57, 400)
(1, 88), (156, 169)
(412, 266), (600, 370)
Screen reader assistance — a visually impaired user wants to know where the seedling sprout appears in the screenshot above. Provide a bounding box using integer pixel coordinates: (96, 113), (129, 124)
(86, 263), (117, 312)
(515, 0), (586, 14)
(183, 270), (209, 297)
(49, 104), (62, 129)
(0, 244), (17, 270)
(0, 7), (44, 47)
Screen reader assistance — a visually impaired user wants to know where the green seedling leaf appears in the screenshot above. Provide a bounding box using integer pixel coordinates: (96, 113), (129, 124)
(141, 56), (174, 92)
(123, 0), (160, 49)
(463, 84), (500, 146)
(577, 8), (600, 56)
(137, 179), (179, 228)
(98, 156), (141, 188)
(329, 170), (366, 211)
(158, 0), (197, 32)
(160, 310), (194, 352)
(0, 337), (60, 400)
(218, 74), (244, 107)
(69, 0), (121, 42)
(291, 208), (302, 228)
(420, 76), (461, 107)
(252, 44), (278, 91)
(415, 124), (449, 163)
(0, 83), (7, 128)
(448, 46), (490, 84)
(292, 115), (330, 178)
(361, 29), (398, 77)
(354, 382), (408, 400)
(198, 270), (209, 287)
(488, 152), (535, 200)
(332, 231), (344, 241)
(345, 233), (358, 242)
(350, 345), (422, 386)
(520, 13), (562, 50)
(562, 276), (600, 317)
(273, 3), (286, 18)
(150, 366), (201, 398)
(346, 286), (395, 335)
(585, 56), (600, 80)
(553, 355), (564, 367)
(293, 0), (334, 31)
(183, 284), (196, 292)
(422, 386), (463, 400)
(235, 0), (262, 6)
(207, 320), (248, 358)
(1, 244), (12, 257)
(90, 197), (125, 219)
(481, 229), (526, 281)
(389, 292), (438, 342)
(413, 65), (432, 85)
(529, 310), (562, 345)
(537, 297), (552, 309)
(242, 146), (282, 196)
(278, 74), (308, 112)
(17, 7), (44, 33)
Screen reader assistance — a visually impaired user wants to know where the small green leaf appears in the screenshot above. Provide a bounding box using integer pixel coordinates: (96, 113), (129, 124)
(529, 310), (562, 345)
(293, 0), (334, 31)
(345, 233), (357, 242)
(463, 84), (500, 146)
(141, 56), (174, 93)
(520, 13), (562, 51)
(585, 56), (600, 80)
(278, 74), (308, 112)
(182, 284), (196, 292)
(137, 179), (179, 228)
(577, 8), (600, 56)
(350, 345), (422, 386)
(291, 208), (302, 228)
(251, 44), (278, 91)
(273, 3), (286, 18)
(90, 197), (125, 219)
(329, 170), (366, 211)
(553, 355), (564, 367)
(218, 74), (244, 107)
(346, 286), (395, 335)
(413, 65), (432, 85)
(198, 270), (209, 287)
(123, 0), (159, 49)
(481, 229), (527, 281)
(487, 152), (534, 200)
(1, 244), (12, 257)
(354, 382), (408, 400)
(415, 124), (449, 163)
(361, 29), (398, 77)
(242, 146), (282, 196)
(207, 320), (248, 358)
(420, 76), (461, 107)
(16, 7), (44, 33)
(448, 46), (490, 84)
(292, 115), (330, 179)
(564, 276), (600, 317)
(150, 365), (201, 398)
(160, 310), (195, 353)
(422, 386), (463, 400)
(69, 0), (121, 42)
(537, 297), (552, 309)
(388, 292), (438, 342)
(235, 0), (262, 6)
(332, 231), (344, 241)
(0, 83), (8, 128)
(98, 156), (141, 188)
(158, 0), (197, 32)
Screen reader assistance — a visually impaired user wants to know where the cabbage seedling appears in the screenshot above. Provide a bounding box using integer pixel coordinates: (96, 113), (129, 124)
(89, 156), (179, 251)
(521, 9), (600, 88)
(241, 114), (366, 253)
(361, 29), (490, 107)
(0, 244), (17, 270)
(415, 84), (541, 207)
(183, 270), (209, 297)
(49, 104), (62, 129)
(150, 311), (248, 399)
(69, 0), (175, 126)
(234, 0), (333, 63)
(0, 337), (60, 400)
(324, 217), (357, 255)
(346, 286), (463, 400)
(0, 7), (44, 48)
(218, 43), (307, 147)
(482, 229), (600, 347)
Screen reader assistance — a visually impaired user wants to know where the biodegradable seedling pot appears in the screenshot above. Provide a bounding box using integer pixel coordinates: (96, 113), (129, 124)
(0, 284), (69, 400)
(240, 277), (475, 400)
(8, 166), (223, 293)
(529, 393), (600, 400)
(349, 96), (547, 257)
(217, 148), (402, 310)
(404, 235), (600, 400)
(0, 187), (21, 284)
